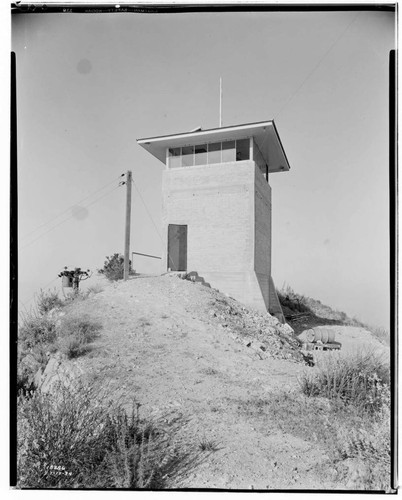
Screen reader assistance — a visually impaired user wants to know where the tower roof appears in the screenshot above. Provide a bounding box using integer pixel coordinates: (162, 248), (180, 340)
(137, 120), (290, 173)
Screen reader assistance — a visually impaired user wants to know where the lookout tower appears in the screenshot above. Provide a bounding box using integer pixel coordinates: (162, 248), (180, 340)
(137, 120), (290, 319)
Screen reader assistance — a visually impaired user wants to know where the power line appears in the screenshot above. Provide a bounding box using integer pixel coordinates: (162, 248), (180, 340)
(275, 13), (359, 121)
(21, 173), (125, 242)
(247, 13), (360, 168)
(131, 177), (176, 270)
(131, 178), (163, 241)
(19, 276), (60, 313)
(20, 184), (122, 251)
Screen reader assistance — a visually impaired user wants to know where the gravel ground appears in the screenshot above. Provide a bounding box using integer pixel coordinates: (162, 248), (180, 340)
(44, 274), (388, 490)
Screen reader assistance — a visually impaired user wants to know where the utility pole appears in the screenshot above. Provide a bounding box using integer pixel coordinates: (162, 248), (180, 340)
(124, 170), (132, 280)
(219, 77), (223, 127)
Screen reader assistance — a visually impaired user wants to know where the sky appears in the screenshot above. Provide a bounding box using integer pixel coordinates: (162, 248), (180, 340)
(11, 6), (395, 329)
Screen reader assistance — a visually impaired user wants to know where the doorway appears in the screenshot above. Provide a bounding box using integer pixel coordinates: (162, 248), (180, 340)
(168, 224), (187, 271)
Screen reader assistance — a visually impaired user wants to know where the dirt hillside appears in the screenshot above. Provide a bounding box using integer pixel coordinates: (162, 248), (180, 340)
(50, 274), (387, 489)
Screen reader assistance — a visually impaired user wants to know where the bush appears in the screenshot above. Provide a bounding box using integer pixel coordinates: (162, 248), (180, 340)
(334, 388), (391, 490)
(18, 310), (59, 394)
(17, 382), (197, 489)
(17, 383), (159, 488)
(98, 253), (135, 281)
(19, 313), (57, 351)
(36, 289), (63, 316)
(57, 315), (102, 359)
(299, 352), (390, 414)
(368, 326), (390, 346)
(277, 285), (310, 313)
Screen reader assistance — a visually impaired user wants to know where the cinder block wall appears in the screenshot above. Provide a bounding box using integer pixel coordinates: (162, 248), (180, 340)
(161, 161), (273, 312)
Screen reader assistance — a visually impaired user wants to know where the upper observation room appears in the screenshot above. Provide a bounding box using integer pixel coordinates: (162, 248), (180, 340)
(137, 120), (291, 175)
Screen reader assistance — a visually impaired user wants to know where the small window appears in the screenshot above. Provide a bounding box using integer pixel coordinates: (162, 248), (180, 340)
(182, 146), (194, 167)
(195, 144), (207, 165)
(208, 142), (221, 164)
(169, 147), (181, 168)
(222, 140), (236, 162)
(236, 139), (250, 161)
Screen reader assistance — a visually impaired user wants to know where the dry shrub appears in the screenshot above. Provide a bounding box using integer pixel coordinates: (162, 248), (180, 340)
(98, 253), (135, 281)
(298, 351), (391, 490)
(299, 351), (390, 414)
(277, 285), (310, 314)
(57, 315), (102, 359)
(36, 289), (64, 316)
(334, 391), (391, 490)
(18, 383), (157, 488)
(19, 313), (57, 351)
(17, 381), (202, 489)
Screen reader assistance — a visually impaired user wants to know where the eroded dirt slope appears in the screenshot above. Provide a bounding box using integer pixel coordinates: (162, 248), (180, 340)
(55, 275), (384, 489)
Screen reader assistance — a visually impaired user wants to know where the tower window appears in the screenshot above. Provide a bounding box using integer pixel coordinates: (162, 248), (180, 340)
(195, 144), (207, 165)
(208, 142), (221, 164)
(182, 146), (194, 167)
(222, 140), (236, 162)
(168, 138), (251, 168)
(169, 147), (181, 168)
(236, 139), (250, 161)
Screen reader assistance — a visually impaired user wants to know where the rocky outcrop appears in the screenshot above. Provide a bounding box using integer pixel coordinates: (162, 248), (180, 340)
(34, 354), (84, 394)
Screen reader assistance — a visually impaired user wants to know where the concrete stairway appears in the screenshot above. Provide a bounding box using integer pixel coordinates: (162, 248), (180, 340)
(184, 271), (212, 288)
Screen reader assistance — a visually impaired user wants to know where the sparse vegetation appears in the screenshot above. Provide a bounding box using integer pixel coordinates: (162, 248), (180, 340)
(277, 285), (310, 314)
(19, 312), (57, 350)
(57, 315), (102, 359)
(36, 288), (63, 316)
(199, 437), (219, 452)
(277, 284), (390, 344)
(17, 383), (165, 488)
(17, 277), (391, 490)
(299, 352), (389, 414)
(367, 326), (390, 346)
(201, 367), (219, 376)
(17, 378), (204, 489)
(98, 253), (136, 281)
(236, 349), (391, 490)
(86, 283), (104, 295)
(17, 290), (103, 393)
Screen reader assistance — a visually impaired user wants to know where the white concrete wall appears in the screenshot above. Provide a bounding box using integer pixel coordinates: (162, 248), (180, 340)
(161, 160), (275, 312)
(254, 166), (272, 310)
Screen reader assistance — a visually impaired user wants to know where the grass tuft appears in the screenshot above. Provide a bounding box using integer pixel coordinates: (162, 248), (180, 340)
(19, 313), (57, 350)
(277, 285), (310, 314)
(17, 381), (203, 489)
(198, 437), (220, 452)
(36, 289), (64, 316)
(57, 315), (102, 359)
(17, 383), (159, 488)
(298, 352), (389, 414)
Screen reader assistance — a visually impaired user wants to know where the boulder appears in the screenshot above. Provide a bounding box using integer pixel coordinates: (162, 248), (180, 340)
(33, 367), (43, 388)
(39, 356), (84, 394)
(20, 354), (40, 374)
(278, 323), (294, 336)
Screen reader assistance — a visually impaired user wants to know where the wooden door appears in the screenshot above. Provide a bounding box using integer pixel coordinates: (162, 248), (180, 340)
(167, 224), (187, 271)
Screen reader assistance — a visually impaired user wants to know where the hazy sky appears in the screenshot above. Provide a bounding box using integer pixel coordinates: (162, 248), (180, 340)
(12, 7), (395, 328)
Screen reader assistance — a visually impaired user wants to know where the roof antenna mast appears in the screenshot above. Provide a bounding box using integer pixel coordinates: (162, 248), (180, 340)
(219, 77), (223, 128)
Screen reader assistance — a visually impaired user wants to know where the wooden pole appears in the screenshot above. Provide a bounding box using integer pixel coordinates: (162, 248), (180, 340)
(124, 170), (132, 280)
(219, 77), (222, 127)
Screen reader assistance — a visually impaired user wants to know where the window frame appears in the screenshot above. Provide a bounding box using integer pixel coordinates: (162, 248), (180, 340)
(167, 137), (252, 168)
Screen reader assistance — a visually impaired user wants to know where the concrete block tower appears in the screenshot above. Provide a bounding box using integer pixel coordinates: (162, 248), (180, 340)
(137, 120), (290, 319)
